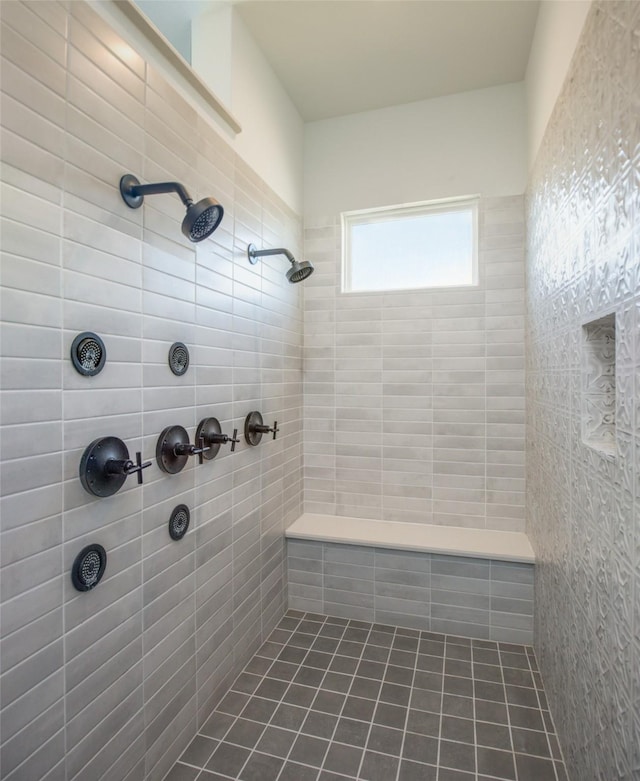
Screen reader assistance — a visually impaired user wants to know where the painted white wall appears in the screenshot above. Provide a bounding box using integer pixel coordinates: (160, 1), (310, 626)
(192, 4), (233, 108)
(230, 9), (304, 213)
(303, 82), (527, 218)
(525, 0), (591, 169)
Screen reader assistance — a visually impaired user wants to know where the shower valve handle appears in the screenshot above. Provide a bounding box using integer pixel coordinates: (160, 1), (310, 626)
(128, 452), (152, 484)
(244, 412), (279, 446)
(106, 452), (152, 484)
(206, 428), (240, 451)
(174, 437), (210, 465)
(253, 420), (279, 438)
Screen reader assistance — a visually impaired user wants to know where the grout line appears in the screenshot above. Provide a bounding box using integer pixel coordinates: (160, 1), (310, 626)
(392, 627), (421, 781)
(497, 643), (519, 781)
(352, 624), (395, 780)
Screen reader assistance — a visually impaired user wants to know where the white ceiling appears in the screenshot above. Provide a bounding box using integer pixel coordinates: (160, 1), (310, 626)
(236, 0), (540, 121)
(134, 0), (541, 123)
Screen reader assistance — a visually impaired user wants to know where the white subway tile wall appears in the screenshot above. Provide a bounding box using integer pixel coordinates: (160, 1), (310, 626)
(303, 197), (526, 533)
(0, 3), (302, 781)
(527, 2), (640, 779)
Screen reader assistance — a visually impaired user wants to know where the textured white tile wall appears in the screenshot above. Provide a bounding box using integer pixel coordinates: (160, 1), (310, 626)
(526, 2), (640, 779)
(0, 3), (303, 780)
(303, 197), (527, 533)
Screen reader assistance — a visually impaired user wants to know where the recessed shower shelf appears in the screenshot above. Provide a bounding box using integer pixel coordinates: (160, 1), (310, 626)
(581, 313), (617, 460)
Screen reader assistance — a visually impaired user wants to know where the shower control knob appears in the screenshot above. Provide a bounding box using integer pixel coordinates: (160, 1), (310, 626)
(116, 450), (152, 484)
(156, 426), (210, 473)
(174, 436), (210, 465)
(244, 411), (280, 446)
(195, 418), (239, 459)
(80, 437), (151, 497)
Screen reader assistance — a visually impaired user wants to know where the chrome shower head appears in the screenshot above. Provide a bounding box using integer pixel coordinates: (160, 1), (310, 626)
(247, 243), (314, 284)
(182, 197), (223, 242)
(120, 174), (224, 243)
(286, 259), (314, 283)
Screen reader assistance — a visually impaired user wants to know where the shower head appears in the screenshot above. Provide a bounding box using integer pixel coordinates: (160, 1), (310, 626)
(247, 243), (315, 284)
(182, 197), (223, 242)
(286, 259), (314, 283)
(119, 174), (223, 242)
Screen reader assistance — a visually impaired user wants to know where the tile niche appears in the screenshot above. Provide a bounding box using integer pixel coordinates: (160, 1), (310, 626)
(581, 313), (616, 457)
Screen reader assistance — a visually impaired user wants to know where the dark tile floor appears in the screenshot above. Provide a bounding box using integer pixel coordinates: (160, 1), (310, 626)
(167, 611), (568, 781)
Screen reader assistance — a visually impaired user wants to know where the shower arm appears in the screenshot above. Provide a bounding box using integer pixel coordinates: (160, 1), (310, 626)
(248, 246), (296, 265)
(124, 180), (193, 206)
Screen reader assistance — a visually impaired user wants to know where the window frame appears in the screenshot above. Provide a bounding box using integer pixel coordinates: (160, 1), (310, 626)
(341, 195), (480, 294)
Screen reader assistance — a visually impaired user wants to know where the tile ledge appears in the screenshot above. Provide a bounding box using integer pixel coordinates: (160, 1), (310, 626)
(286, 513), (535, 564)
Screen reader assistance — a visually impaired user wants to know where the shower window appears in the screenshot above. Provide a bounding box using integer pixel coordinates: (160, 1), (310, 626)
(341, 196), (479, 293)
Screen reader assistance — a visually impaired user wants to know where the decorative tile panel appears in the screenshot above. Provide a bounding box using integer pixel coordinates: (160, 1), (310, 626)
(526, 3), (640, 779)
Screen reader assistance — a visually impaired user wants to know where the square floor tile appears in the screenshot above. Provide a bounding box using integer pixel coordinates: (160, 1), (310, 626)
(283, 684), (317, 708)
(379, 682), (411, 706)
(398, 759), (437, 780)
(167, 614), (567, 781)
(477, 746), (516, 779)
(342, 695), (376, 721)
(279, 762), (320, 781)
(302, 711), (339, 739)
(475, 720), (511, 750)
(255, 726), (296, 758)
(322, 742), (363, 776)
(241, 696), (279, 723)
(439, 739), (476, 773)
(373, 702), (407, 729)
(289, 734), (330, 767)
(515, 753), (558, 781)
(164, 764), (200, 781)
(405, 709), (439, 737)
(224, 719), (265, 749)
(271, 703), (308, 730)
(359, 750), (400, 780)
(366, 724), (404, 756)
(402, 732), (438, 765)
(511, 727), (552, 757)
(441, 715), (474, 744)
(179, 735), (218, 768)
(238, 752), (283, 781)
(333, 717), (370, 747)
(205, 743), (251, 776)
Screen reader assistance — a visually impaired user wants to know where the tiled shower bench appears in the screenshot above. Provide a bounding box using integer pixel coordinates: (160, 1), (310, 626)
(286, 514), (535, 645)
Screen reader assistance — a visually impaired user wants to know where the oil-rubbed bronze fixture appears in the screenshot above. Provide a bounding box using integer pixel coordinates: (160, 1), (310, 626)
(195, 417), (239, 459)
(168, 504), (190, 541)
(119, 174), (224, 242)
(156, 425), (210, 474)
(79, 437), (151, 497)
(244, 411), (279, 446)
(71, 543), (107, 591)
(71, 332), (106, 376)
(247, 243), (314, 284)
(168, 342), (190, 376)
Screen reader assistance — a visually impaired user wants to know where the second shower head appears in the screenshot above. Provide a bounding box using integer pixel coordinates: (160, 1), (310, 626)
(247, 244), (314, 284)
(120, 175), (224, 242)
